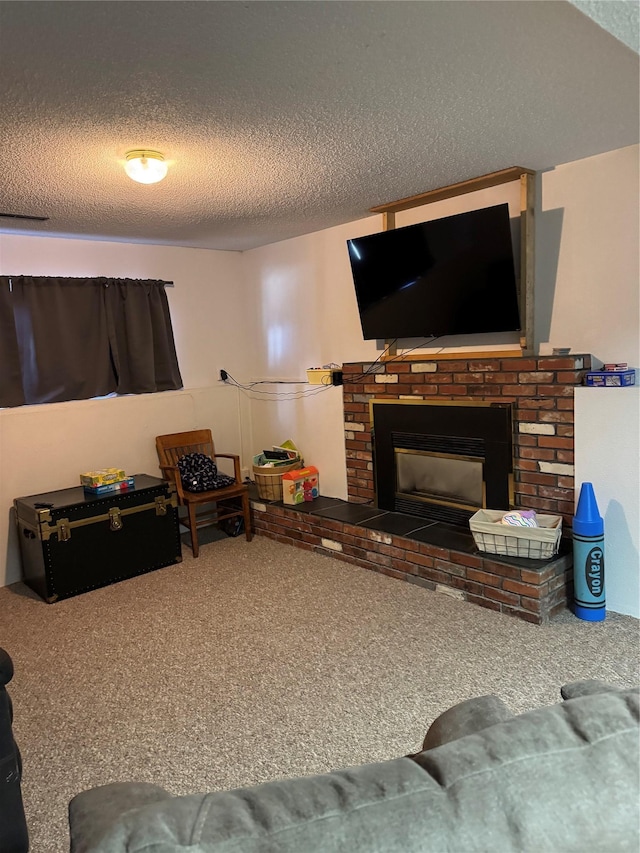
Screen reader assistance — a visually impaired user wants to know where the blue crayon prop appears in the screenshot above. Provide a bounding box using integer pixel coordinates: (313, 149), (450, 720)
(572, 482), (605, 621)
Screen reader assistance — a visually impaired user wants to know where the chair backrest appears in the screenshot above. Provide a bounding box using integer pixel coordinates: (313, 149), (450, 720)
(156, 429), (216, 470)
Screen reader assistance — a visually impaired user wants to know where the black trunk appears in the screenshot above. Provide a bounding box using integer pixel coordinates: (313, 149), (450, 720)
(14, 475), (182, 602)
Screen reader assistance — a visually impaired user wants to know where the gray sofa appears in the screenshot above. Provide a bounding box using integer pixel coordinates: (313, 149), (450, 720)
(69, 680), (639, 852)
(0, 647), (29, 853)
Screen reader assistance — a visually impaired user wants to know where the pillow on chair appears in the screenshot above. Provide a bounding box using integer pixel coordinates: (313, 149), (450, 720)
(177, 452), (235, 492)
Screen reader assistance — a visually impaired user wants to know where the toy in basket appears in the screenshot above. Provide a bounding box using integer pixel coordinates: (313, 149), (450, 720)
(469, 509), (562, 559)
(252, 450), (302, 502)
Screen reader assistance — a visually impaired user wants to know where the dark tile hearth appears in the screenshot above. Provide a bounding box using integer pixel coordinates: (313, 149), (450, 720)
(307, 499), (478, 555)
(314, 502), (388, 525)
(285, 496), (343, 514)
(407, 521), (477, 553)
(360, 512), (434, 537)
(251, 487), (487, 557)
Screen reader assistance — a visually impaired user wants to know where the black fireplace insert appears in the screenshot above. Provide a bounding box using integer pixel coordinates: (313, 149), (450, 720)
(371, 400), (513, 526)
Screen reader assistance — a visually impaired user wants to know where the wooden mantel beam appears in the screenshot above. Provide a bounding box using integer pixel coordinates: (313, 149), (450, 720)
(371, 165), (536, 358)
(370, 166), (535, 215)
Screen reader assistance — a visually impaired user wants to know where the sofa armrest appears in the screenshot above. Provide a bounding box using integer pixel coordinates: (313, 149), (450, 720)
(561, 679), (621, 701)
(421, 694), (514, 751)
(69, 782), (173, 853)
(0, 648), (29, 853)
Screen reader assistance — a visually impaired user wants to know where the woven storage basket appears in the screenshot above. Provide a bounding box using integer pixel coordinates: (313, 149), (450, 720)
(469, 509), (562, 559)
(253, 459), (302, 501)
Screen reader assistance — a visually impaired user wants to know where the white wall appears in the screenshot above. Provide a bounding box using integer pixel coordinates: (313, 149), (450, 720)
(538, 145), (640, 364)
(241, 223), (377, 499)
(547, 146), (640, 617)
(0, 235), (252, 585)
(575, 387), (640, 618)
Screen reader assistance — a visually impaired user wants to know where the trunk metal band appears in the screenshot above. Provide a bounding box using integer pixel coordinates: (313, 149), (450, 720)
(30, 494), (177, 541)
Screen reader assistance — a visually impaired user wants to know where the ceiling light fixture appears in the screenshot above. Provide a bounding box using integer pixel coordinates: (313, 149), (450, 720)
(124, 150), (168, 184)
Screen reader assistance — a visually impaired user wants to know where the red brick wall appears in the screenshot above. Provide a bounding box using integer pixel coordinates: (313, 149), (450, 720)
(343, 354), (592, 527)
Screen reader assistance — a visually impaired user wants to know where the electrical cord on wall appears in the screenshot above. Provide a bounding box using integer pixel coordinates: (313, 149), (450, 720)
(220, 370), (334, 401)
(219, 336), (445, 398)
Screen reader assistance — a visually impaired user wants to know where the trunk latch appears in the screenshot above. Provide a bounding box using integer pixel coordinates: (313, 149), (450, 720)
(56, 519), (71, 542)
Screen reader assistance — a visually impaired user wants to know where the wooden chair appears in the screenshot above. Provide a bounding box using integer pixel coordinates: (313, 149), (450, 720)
(156, 429), (252, 557)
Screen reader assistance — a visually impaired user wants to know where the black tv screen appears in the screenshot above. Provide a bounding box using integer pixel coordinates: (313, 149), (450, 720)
(347, 203), (521, 340)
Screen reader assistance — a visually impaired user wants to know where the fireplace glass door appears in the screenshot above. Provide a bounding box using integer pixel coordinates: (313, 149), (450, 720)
(395, 449), (484, 512)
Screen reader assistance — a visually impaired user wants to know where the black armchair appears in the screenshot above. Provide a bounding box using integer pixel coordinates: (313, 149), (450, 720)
(0, 647), (29, 852)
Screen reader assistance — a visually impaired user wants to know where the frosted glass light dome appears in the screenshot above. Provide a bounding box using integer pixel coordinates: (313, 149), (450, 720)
(124, 150), (168, 184)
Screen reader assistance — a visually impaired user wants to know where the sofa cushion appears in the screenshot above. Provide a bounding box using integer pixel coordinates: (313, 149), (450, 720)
(69, 687), (640, 853)
(177, 453), (235, 492)
(421, 694), (513, 750)
(69, 783), (172, 853)
(560, 678), (621, 700)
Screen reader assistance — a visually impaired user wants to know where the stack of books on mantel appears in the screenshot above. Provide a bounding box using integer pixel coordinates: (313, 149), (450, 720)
(80, 468), (135, 495)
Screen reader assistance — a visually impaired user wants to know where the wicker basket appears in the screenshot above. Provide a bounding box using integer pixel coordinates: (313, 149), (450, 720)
(252, 459), (302, 502)
(469, 509), (562, 559)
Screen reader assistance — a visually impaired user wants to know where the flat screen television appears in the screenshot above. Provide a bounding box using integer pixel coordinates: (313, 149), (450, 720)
(347, 203), (521, 340)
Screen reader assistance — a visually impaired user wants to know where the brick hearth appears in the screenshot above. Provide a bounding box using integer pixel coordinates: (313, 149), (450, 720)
(250, 354), (591, 624)
(250, 495), (573, 624)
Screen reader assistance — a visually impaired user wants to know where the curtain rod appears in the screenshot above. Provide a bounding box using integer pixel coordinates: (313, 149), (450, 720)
(4, 276), (174, 287)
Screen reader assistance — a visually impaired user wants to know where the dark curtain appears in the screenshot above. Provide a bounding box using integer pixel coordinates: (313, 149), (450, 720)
(0, 279), (26, 407)
(11, 276), (117, 404)
(0, 276), (182, 407)
(103, 279), (183, 394)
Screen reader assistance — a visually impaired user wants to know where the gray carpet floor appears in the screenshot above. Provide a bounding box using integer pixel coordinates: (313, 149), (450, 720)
(1, 535), (639, 851)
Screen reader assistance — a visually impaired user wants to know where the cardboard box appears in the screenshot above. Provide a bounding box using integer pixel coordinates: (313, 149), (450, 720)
(585, 370), (635, 387)
(306, 369), (333, 385)
(282, 466), (319, 505)
(83, 476), (135, 495)
(80, 468), (127, 487)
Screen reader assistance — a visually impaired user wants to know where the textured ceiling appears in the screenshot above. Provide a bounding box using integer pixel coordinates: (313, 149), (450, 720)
(0, 1), (638, 252)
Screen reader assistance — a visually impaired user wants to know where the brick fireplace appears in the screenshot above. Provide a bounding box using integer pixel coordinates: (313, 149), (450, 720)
(344, 354), (591, 528)
(251, 353), (592, 624)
